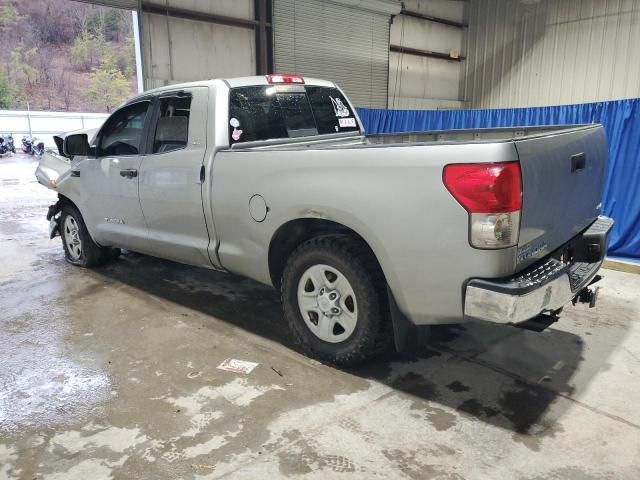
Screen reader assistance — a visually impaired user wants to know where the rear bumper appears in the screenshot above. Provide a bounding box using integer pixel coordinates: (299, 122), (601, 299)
(464, 216), (613, 324)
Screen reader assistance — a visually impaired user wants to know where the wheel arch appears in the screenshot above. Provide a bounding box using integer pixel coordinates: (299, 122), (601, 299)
(51, 193), (82, 222)
(54, 193), (102, 246)
(47, 193), (77, 223)
(268, 218), (386, 291)
(57, 193), (76, 209)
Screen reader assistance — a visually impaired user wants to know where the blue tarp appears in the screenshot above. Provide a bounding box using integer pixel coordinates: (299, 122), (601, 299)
(357, 100), (640, 259)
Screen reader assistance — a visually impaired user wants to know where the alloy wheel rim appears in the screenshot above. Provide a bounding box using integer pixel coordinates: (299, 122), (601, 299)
(297, 264), (358, 343)
(63, 216), (82, 260)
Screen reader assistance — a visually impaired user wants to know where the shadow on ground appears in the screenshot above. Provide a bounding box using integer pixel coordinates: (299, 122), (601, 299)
(94, 250), (627, 446)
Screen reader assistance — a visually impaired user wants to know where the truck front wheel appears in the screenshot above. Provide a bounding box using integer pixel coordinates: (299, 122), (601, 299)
(60, 204), (118, 267)
(281, 235), (391, 366)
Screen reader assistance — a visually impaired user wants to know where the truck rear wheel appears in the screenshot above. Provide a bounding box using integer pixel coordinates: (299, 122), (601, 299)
(60, 204), (118, 267)
(281, 235), (391, 366)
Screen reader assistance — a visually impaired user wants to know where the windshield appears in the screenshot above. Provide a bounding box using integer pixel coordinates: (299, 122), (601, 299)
(228, 85), (360, 144)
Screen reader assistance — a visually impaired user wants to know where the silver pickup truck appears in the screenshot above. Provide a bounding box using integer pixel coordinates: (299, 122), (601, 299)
(36, 74), (613, 365)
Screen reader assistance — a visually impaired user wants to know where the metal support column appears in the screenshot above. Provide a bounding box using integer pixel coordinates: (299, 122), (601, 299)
(255, 0), (271, 75)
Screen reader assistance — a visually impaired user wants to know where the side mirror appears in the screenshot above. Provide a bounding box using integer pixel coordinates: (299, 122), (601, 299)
(63, 133), (89, 157)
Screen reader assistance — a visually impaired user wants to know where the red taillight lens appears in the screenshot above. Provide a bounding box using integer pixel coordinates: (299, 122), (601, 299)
(266, 74), (305, 84)
(443, 162), (522, 213)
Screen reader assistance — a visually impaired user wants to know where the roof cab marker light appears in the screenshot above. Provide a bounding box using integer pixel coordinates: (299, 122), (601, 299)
(266, 74), (305, 84)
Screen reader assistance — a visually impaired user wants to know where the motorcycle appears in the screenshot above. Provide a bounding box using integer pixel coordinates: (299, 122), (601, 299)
(0, 134), (16, 156)
(0, 134), (16, 155)
(32, 138), (45, 159)
(21, 136), (33, 154)
(21, 136), (45, 158)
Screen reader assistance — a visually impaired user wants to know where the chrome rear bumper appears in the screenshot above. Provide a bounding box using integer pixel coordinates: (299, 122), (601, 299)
(464, 216), (613, 325)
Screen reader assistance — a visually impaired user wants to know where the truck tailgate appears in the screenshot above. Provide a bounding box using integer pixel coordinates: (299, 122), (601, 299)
(515, 125), (607, 268)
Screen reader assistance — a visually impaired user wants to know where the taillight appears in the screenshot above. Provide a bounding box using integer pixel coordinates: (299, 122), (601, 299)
(266, 74), (305, 84)
(443, 162), (522, 249)
(443, 162), (521, 213)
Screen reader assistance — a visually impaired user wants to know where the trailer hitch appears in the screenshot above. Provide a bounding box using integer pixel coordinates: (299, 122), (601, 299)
(571, 274), (602, 308)
(573, 285), (600, 308)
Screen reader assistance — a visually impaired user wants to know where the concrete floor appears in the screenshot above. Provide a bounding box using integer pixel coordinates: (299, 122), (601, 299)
(1, 153), (639, 480)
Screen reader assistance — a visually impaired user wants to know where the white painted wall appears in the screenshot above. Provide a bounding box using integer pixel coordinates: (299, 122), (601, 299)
(140, 0), (256, 90)
(0, 111), (108, 148)
(388, 0), (467, 110)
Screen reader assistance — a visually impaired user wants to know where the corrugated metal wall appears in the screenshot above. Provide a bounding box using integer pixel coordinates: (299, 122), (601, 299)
(465, 0), (640, 108)
(273, 0), (395, 108)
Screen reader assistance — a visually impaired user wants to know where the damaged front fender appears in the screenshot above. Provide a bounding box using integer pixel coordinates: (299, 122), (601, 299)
(34, 128), (97, 191)
(35, 148), (70, 191)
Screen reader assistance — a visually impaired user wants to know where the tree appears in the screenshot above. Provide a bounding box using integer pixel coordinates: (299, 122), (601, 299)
(83, 55), (129, 112)
(0, 3), (22, 31)
(109, 37), (135, 77)
(103, 8), (132, 42)
(27, 0), (81, 45)
(57, 68), (73, 111)
(0, 71), (15, 108)
(71, 30), (107, 71)
(10, 42), (39, 87)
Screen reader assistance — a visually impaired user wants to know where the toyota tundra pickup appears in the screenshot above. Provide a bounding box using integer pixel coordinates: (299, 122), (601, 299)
(36, 74), (613, 365)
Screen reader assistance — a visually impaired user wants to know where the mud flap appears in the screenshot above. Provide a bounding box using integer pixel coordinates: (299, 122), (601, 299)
(387, 287), (430, 352)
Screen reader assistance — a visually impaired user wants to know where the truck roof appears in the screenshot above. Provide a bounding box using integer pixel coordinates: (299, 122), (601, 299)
(137, 75), (337, 98)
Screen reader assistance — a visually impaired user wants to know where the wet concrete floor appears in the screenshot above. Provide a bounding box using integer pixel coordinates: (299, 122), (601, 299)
(1, 153), (639, 479)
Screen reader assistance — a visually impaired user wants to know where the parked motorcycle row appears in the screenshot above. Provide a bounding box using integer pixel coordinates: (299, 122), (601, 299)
(0, 133), (47, 159)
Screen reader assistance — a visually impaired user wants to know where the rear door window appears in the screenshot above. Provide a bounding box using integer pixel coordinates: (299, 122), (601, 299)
(228, 85), (359, 144)
(151, 94), (192, 154)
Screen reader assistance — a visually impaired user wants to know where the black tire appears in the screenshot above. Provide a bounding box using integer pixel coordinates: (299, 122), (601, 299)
(282, 235), (391, 366)
(59, 204), (114, 267)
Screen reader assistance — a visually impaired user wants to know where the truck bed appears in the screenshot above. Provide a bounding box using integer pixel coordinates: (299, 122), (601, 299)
(367, 124), (592, 144)
(230, 125), (595, 151)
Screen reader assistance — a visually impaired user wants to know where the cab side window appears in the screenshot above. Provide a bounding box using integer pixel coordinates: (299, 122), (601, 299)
(98, 101), (150, 157)
(152, 94), (192, 154)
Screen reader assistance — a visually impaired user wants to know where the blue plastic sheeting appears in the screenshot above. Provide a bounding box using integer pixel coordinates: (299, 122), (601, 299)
(357, 100), (640, 259)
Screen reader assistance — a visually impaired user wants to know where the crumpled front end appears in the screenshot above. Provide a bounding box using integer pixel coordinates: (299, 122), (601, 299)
(35, 147), (70, 191)
(34, 128), (97, 191)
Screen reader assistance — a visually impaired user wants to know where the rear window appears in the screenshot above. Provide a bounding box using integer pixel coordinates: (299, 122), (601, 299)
(228, 85), (360, 144)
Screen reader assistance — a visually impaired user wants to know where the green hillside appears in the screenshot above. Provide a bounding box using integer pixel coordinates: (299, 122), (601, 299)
(0, 0), (137, 112)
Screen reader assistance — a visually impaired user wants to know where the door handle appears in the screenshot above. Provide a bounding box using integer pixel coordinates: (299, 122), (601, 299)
(571, 152), (586, 172)
(120, 169), (138, 178)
